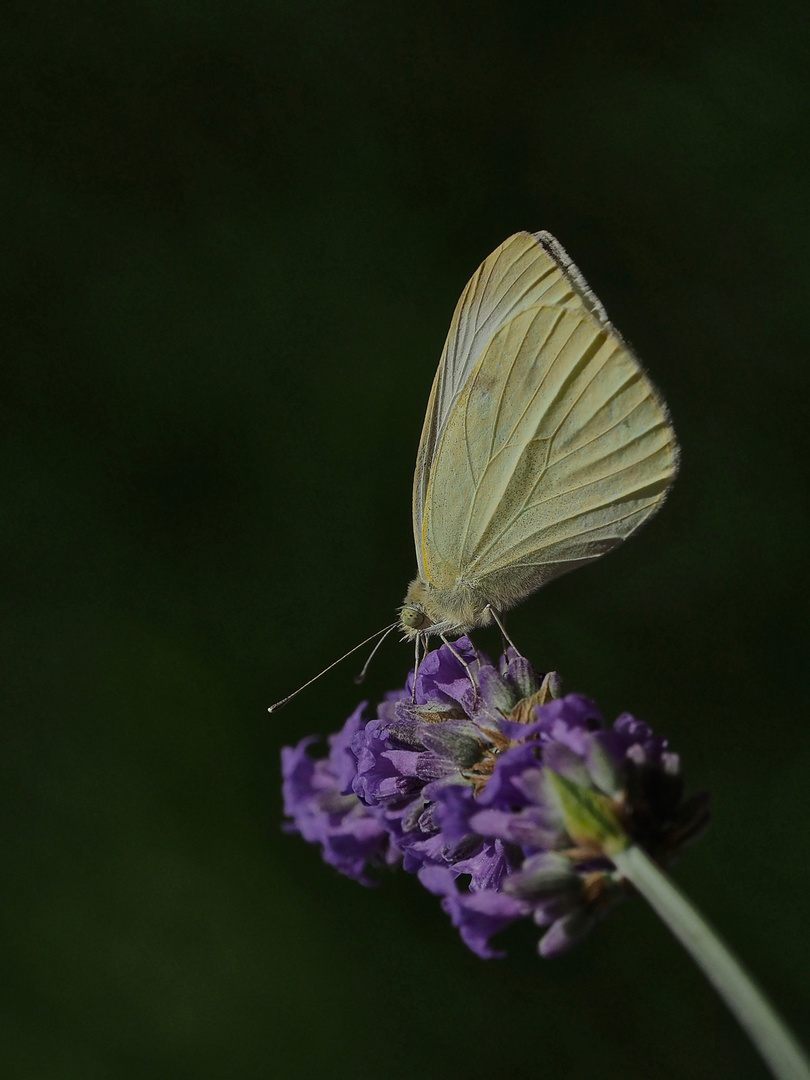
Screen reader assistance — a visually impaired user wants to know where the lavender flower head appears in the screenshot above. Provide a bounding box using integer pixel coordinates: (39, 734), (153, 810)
(281, 639), (709, 958)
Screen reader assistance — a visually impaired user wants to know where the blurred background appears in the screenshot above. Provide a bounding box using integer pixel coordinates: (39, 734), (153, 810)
(2, 2), (809, 1077)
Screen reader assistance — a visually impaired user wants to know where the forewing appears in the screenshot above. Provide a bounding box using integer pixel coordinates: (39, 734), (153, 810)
(419, 303), (678, 602)
(412, 232), (608, 578)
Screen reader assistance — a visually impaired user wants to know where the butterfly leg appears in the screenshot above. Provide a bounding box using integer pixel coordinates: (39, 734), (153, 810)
(411, 633), (423, 702)
(485, 605), (522, 656)
(440, 634), (480, 706)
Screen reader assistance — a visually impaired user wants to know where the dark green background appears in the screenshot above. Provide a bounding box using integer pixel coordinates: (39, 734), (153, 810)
(3, 2), (809, 1077)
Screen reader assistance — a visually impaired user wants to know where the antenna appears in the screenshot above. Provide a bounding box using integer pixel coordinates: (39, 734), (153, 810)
(353, 622), (399, 684)
(268, 622), (399, 713)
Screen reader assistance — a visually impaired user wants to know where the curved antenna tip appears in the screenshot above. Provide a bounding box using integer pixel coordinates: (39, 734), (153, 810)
(267, 621), (398, 714)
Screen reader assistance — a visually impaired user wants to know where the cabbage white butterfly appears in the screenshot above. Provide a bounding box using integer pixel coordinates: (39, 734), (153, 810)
(270, 231), (678, 710)
(399, 230), (679, 643)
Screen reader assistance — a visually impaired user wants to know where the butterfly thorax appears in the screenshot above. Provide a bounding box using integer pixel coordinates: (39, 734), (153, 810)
(399, 575), (494, 640)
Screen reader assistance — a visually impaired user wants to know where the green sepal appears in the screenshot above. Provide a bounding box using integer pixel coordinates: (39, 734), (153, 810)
(545, 769), (630, 856)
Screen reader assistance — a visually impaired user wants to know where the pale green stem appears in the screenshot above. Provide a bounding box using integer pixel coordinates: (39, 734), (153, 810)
(612, 844), (810, 1080)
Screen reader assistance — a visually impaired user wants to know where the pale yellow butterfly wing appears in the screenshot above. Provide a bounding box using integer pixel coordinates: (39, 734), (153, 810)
(412, 231), (609, 580)
(417, 257), (678, 612)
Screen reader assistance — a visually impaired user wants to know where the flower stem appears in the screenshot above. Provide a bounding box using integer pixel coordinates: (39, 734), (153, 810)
(612, 845), (810, 1080)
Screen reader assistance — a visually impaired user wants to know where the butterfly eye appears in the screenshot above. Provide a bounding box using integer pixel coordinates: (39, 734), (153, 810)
(400, 604), (431, 631)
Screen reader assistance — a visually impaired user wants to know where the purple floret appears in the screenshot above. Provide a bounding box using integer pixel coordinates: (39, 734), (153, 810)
(281, 704), (401, 885)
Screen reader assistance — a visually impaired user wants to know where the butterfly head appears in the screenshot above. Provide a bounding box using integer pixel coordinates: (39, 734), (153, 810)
(399, 575), (496, 640)
(399, 577), (435, 640)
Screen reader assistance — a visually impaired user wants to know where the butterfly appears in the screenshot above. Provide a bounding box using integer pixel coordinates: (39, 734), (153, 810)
(270, 231), (678, 711)
(398, 230), (678, 645)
